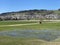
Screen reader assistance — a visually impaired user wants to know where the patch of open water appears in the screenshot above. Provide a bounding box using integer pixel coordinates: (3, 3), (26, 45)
(0, 30), (60, 41)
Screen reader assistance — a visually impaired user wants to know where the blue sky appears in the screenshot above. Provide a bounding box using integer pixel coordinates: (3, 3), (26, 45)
(0, 0), (60, 13)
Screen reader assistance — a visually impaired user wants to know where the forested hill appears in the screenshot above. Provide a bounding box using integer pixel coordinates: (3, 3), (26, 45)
(0, 9), (55, 15)
(0, 9), (60, 16)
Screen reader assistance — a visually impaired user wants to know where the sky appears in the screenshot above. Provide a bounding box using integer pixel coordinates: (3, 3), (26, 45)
(0, 0), (60, 13)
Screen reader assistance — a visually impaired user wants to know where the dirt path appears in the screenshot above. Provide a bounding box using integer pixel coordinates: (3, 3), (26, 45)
(0, 23), (38, 27)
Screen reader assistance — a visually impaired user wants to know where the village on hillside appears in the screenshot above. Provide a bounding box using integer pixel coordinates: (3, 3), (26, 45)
(0, 9), (60, 20)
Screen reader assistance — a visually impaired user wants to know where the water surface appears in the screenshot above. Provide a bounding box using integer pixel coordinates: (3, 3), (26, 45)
(0, 30), (60, 41)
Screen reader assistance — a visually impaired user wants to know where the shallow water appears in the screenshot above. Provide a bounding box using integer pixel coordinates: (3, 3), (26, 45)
(0, 30), (60, 41)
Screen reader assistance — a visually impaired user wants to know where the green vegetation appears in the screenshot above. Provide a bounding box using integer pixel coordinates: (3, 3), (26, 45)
(53, 10), (60, 15)
(0, 36), (45, 45)
(0, 20), (37, 25)
(0, 21), (60, 30)
(0, 21), (60, 45)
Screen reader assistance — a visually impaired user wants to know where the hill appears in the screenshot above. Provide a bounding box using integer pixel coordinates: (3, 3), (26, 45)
(0, 9), (60, 20)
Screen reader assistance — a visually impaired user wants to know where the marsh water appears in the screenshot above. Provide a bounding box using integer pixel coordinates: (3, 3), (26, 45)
(0, 30), (60, 41)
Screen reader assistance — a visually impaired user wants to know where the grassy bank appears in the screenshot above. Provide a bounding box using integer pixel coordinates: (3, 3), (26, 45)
(0, 36), (60, 45)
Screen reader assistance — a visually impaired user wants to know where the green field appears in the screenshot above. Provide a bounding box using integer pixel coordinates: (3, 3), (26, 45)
(0, 20), (37, 25)
(0, 20), (60, 30)
(0, 20), (60, 45)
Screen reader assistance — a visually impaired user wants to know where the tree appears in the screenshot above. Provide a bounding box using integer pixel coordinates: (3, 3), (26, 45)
(58, 9), (60, 11)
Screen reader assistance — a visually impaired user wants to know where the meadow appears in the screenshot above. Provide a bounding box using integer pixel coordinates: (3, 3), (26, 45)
(0, 20), (60, 30)
(0, 20), (60, 45)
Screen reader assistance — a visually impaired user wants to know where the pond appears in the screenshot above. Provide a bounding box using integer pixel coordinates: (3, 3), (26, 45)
(0, 30), (60, 41)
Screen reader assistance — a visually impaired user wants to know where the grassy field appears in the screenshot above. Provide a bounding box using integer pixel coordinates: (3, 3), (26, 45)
(0, 20), (37, 25)
(0, 20), (60, 31)
(0, 20), (60, 45)
(0, 36), (46, 45)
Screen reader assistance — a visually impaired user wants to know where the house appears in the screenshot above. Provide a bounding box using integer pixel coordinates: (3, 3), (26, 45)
(45, 14), (58, 20)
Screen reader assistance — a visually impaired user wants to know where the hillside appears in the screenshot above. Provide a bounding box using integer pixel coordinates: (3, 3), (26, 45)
(0, 9), (60, 20)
